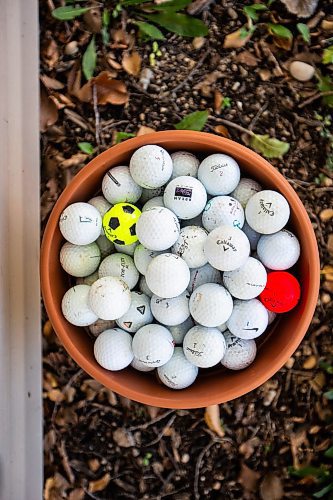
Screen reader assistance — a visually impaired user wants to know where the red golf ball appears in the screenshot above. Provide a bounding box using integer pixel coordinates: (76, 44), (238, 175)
(259, 271), (301, 313)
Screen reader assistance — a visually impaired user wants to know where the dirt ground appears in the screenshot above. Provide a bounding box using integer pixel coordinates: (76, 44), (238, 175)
(41, 0), (333, 498)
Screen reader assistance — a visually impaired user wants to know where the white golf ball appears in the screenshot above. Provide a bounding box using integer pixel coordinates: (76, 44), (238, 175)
(140, 186), (165, 204)
(150, 291), (190, 326)
(146, 253), (190, 298)
(130, 145), (173, 189)
(62, 285), (98, 326)
(267, 308), (277, 325)
(189, 283), (233, 327)
(98, 253), (139, 290)
(231, 178), (262, 208)
(183, 325), (226, 368)
(60, 241), (101, 277)
(171, 226), (208, 268)
(217, 322), (228, 332)
(171, 151), (200, 179)
(94, 328), (133, 371)
(102, 165), (142, 205)
(221, 331), (257, 370)
(89, 276), (131, 320)
(142, 196), (165, 212)
(198, 154), (240, 196)
(136, 207), (180, 251)
(257, 229), (300, 270)
(88, 318), (116, 337)
(132, 324), (174, 368)
(59, 202), (102, 245)
(96, 234), (114, 259)
(223, 256), (267, 300)
(202, 196), (245, 232)
(158, 347), (199, 389)
(245, 190), (290, 234)
(131, 357), (155, 372)
(76, 271), (99, 286)
(134, 244), (165, 275)
(88, 196), (112, 235)
(187, 263), (222, 293)
(169, 316), (195, 344)
(163, 176), (207, 220)
(227, 299), (268, 339)
(114, 240), (139, 256)
(242, 221), (260, 251)
(139, 275), (153, 298)
(116, 291), (153, 333)
(204, 225), (250, 271)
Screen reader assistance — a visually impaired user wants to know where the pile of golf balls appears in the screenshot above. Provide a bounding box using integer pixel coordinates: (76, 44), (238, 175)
(58, 145), (302, 390)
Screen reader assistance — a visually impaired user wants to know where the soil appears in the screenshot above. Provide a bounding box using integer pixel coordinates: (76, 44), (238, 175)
(41, 0), (333, 498)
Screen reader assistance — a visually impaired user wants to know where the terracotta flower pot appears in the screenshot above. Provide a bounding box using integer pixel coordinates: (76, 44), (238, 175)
(41, 131), (320, 409)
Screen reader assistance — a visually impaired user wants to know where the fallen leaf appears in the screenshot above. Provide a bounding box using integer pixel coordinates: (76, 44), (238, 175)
(111, 29), (134, 49)
(60, 153), (88, 169)
(310, 371), (326, 395)
(194, 70), (223, 97)
(303, 355), (317, 369)
(279, 0), (319, 18)
(40, 84), (58, 132)
(259, 473), (284, 500)
(204, 404), (225, 437)
(42, 38), (59, 70)
(235, 50), (258, 66)
(320, 209), (333, 222)
(214, 125), (231, 138)
(44, 473), (69, 500)
(43, 320), (54, 337)
(88, 473), (111, 493)
(259, 69), (272, 81)
(175, 110), (209, 131)
(239, 437), (260, 459)
(88, 458), (101, 472)
(322, 20), (333, 32)
(321, 265), (333, 280)
(122, 51), (142, 77)
(93, 72), (129, 105)
(40, 75), (64, 90)
(223, 28), (251, 49)
(82, 36), (97, 81)
(250, 134), (290, 159)
(328, 234), (333, 256)
(290, 429), (312, 469)
(47, 389), (65, 403)
(68, 489), (85, 500)
(137, 126), (156, 136)
(214, 90), (223, 114)
(83, 5), (102, 33)
(238, 462), (260, 493)
(113, 428), (135, 447)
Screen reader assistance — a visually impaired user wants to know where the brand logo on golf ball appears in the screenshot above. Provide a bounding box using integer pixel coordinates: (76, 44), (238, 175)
(174, 187), (192, 199)
(216, 238), (237, 252)
(259, 200), (274, 216)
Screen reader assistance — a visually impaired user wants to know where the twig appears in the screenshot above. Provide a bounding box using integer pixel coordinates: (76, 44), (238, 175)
(169, 49), (210, 94)
(59, 439), (75, 484)
(92, 84), (103, 148)
(126, 409), (175, 432)
(209, 116), (254, 136)
(51, 369), (83, 424)
(101, 119), (130, 132)
(249, 102), (268, 131)
(194, 439), (219, 500)
(187, 0), (214, 15)
(143, 414), (177, 447)
(299, 91), (333, 109)
(64, 108), (93, 131)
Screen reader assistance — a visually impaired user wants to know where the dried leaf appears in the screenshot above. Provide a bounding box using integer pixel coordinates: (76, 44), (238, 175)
(239, 437), (260, 459)
(93, 72), (129, 105)
(214, 125), (231, 138)
(47, 389), (65, 403)
(235, 50), (258, 66)
(88, 458), (101, 472)
(260, 473), (284, 500)
(303, 355), (317, 369)
(40, 84), (58, 132)
(122, 51), (142, 77)
(137, 126), (156, 136)
(204, 404), (225, 437)
(238, 462), (260, 493)
(321, 265), (333, 280)
(322, 20), (333, 32)
(68, 489), (85, 500)
(44, 473), (70, 500)
(113, 428), (135, 447)
(40, 75), (64, 90)
(223, 28), (251, 49)
(279, 0), (319, 18)
(42, 38), (59, 69)
(60, 153), (88, 169)
(328, 234), (333, 256)
(88, 473), (111, 493)
(250, 134), (290, 158)
(83, 6), (102, 33)
(214, 90), (223, 114)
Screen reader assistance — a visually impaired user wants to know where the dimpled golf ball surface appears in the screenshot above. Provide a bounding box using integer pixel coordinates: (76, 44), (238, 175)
(171, 226), (208, 268)
(221, 331), (257, 370)
(76, 271), (99, 286)
(132, 324), (174, 367)
(231, 178), (261, 208)
(204, 225), (250, 271)
(131, 357), (155, 372)
(242, 221), (260, 251)
(88, 196), (112, 235)
(89, 276), (131, 320)
(257, 229), (300, 270)
(223, 256), (267, 300)
(189, 283), (233, 327)
(59, 202), (102, 245)
(163, 176), (207, 220)
(227, 299), (268, 339)
(102, 165), (142, 204)
(134, 244), (165, 275)
(146, 254), (190, 298)
(139, 275), (153, 297)
(183, 326), (226, 368)
(136, 207), (180, 251)
(96, 235), (114, 259)
(94, 328), (133, 371)
(245, 190), (290, 234)
(259, 271), (301, 313)
(62, 285), (98, 326)
(187, 263), (222, 293)
(140, 186), (165, 204)
(98, 253), (139, 290)
(158, 347), (199, 389)
(142, 196), (165, 212)
(198, 154), (240, 196)
(202, 196), (245, 232)
(116, 291), (153, 333)
(114, 240), (138, 256)
(151, 291), (190, 326)
(169, 316), (195, 344)
(171, 151), (200, 179)
(130, 145), (173, 189)
(60, 242), (101, 277)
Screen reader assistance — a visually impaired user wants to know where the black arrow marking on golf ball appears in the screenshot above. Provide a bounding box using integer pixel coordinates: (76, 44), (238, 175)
(137, 305), (146, 315)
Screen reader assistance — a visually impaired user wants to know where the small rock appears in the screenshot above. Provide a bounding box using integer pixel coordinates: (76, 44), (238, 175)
(232, 81), (241, 91)
(321, 292), (331, 305)
(192, 37), (205, 49)
(303, 355), (317, 369)
(181, 453), (190, 464)
(228, 7), (238, 19)
(321, 20), (333, 32)
(212, 481), (221, 490)
(285, 357), (295, 369)
(320, 208), (333, 222)
(259, 69), (271, 81)
(64, 41), (79, 56)
(289, 61), (315, 82)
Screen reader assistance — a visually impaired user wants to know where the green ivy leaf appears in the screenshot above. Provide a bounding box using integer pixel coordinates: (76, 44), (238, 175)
(136, 21), (165, 40)
(101, 8), (111, 45)
(317, 74), (333, 108)
(149, 0), (192, 11)
(324, 389), (333, 400)
(115, 132), (135, 144)
(288, 466), (329, 479)
(143, 12), (208, 37)
(78, 142), (94, 154)
(268, 23), (293, 40)
(323, 46), (333, 65)
(121, 0), (151, 5)
(324, 446), (333, 458)
(250, 134), (290, 158)
(82, 36), (97, 81)
(52, 5), (90, 20)
(297, 23), (310, 43)
(314, 483), (333, 499)
(175, 110), (209, 131)
(243, 4), (267, 22)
